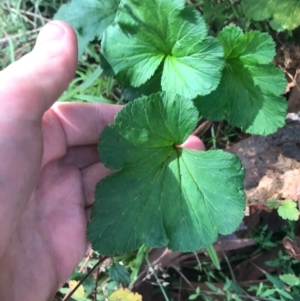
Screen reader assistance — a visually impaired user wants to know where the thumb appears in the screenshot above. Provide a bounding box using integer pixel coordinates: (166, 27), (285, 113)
(0, 22), (77, 257)
(0, 21), (77, 122)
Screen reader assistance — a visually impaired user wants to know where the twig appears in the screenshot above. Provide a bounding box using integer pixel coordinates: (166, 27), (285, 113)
(192, 120), (212, 136)
(134, 248), (169, 287)
(63, 256), (108, 301)
(222, 251), (256, 300)
(193, 252), (202, 271)
(177, 276), (182, 301)
(215, 121), (223, 143)
(145, 257), (170, 301)
(7, 7), (51, 23)
(79, 250), (94, 273)
(222, 251), (236, 283)
(171, 264), (194, 290)
(94, 265), (101, 301)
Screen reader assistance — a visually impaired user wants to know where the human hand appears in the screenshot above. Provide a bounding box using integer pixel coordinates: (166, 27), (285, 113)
(0, 21), (121, 301)
(0, 21), (205, 301)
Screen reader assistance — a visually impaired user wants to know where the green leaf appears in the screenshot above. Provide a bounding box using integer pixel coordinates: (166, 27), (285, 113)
(279, 274), (300, 286)
(194, 25), (287, 136)
(108, 263), (131, 284)
(256, 282), (264, 296)
(242, 0), (300, 31)
(276, 288), (294, 300)
(266, 198), (280, 210)
(260, 289), (276, 297)
(223, 278), (232, 291)
(102, 0), (224, 99)
(206, 245), (220, 270)
(205, 282), (219, 292)
(278, 200), (300, 221)
(130, 245), (150, 282)
(55, 0), (120, 56)
(189, 287), (200, 300)
(121, 66), (163, 101)
(87, 93), (245, 255)
(266, 273), (285, 289)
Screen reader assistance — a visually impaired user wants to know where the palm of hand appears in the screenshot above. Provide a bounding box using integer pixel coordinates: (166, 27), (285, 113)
(1, 160), (88, 298)
(0, 22), (122, 300)
(0, 103), (119, 300)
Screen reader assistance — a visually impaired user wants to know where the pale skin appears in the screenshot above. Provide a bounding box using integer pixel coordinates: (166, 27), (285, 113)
(0, 21), (205, 301)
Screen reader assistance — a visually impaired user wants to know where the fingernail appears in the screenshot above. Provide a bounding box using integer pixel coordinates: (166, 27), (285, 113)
(36, 22), (66, 45)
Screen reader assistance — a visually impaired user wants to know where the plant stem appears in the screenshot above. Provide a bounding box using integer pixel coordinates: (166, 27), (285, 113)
(63, 256), (108, 301)
(145, 256), (170, 301)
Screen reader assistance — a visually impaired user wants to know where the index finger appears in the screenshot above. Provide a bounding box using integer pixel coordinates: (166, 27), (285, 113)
(51, 102), (122, 147)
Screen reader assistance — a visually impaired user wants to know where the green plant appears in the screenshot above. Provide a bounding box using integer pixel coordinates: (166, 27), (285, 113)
(251, 225), (278, 252)
(87, 93), (245, 255)
(267, 199), (300, 221)
(247, 269), (300, 300)
(56, 0), (288, 257)
(195, 25), (286, 135)
(55, 0), (120, 56)
(242, 0), (300, 32)
(189, 287), (200, 300)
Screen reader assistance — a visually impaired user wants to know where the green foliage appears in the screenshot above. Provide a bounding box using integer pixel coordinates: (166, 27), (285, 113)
(251, 225), (278, 251)
(242, 0), (300, 31)
(108, 263), (131, 284)
(266, 198), (280, 210)
(266, 198), (300, 222)
(247, 272), (299, 300)
(278, 200), (300, 221)
(194, 25), (287, 135)
(248, 249), (300, 300)
(54, 0), (120, 56)
(87, 93), (245, 255)
(128, 245), (150, 284)
(266, 250), (298, 270)
(101, 0), (224, 99)
(279, 274), (300, 286)
(265, 273), (285, 290)
(58, 66), (118, 103)
(188, 287), (200, 300)
(205, 245), (221, 270)
(71, 272), (95, 294)
(59, 271), (95, 300)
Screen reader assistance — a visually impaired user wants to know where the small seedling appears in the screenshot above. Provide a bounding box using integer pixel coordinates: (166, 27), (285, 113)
(267, 199), (300, 221)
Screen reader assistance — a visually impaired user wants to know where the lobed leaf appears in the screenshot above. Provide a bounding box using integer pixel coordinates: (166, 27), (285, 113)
(278, 200), (300, 221)
(108, 263), (130, 284)
(101, 0), (224, 99)
(242, 0), (300, 31)
(55, 0), (120, 56)
(87, 93), (245, 255)
(194, 25), (287, 136)
(266, 198), (280, 210)
(279, 274), (300, 286)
